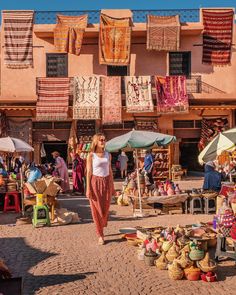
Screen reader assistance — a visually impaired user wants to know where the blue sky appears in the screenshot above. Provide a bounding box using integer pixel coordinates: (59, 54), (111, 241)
(0, 0), (235, 11)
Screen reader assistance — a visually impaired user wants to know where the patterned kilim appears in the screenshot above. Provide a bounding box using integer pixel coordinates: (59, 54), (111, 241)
(202, 9), (234, 65)
(125, 76), (153, 113)
(147, 15), (180, 51)
(8, 119), (32, 145)
(54, 14), (88, 55)
(155, 76), (188, 114)
(99, 13), (131, 65)
(36, 78), (70, 121)
(198, 118), (228, 151)
(102, 77), (122, 124)
(73, 76), (100, 120)
(2, 10), (34, 68)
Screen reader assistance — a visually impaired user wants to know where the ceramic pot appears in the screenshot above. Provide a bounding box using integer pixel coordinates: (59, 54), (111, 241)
(184, 266), (201, 281)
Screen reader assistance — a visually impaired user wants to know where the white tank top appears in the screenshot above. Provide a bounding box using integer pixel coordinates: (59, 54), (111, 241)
(92, 152), (110, 177)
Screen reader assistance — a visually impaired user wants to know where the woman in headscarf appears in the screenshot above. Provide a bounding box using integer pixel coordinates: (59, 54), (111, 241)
(72, 153), (85, 194)
(52, 151), (70, 193)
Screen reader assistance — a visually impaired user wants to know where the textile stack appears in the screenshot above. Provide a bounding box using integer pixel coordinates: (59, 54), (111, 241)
(125, 76), (153, 113)
(155, 76), (188, 114)
(54, 14), (88, 55)
(36, 78), (70, 121)
(99, 13), (131, 65)
(73, 76), (100, 120)
(147, 15), (180, 51)
(202, 9), (234, 65)
(2, 10), (34, 68)
(102, 76), (122, 124)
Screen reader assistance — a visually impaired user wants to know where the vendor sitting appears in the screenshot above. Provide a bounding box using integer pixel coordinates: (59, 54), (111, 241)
(203, 161), (222, 192)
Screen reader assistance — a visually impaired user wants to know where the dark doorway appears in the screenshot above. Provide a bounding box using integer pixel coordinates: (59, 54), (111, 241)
(43, 141), (68, 164)
(180, 139), (203, 172)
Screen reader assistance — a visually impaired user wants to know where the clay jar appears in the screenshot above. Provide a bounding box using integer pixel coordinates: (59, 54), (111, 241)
(184, 266), (201, 281)
(168, 261), (184, 280)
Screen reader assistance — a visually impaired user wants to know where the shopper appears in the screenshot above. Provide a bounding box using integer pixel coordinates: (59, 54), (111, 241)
(118, 151), (129, 179)
(72, 153), (85, 194)
(144, 149), (154, 184)
(51, 151), (70, 193)
(86, 133), (114, 245)
(203, 161), (222, 192)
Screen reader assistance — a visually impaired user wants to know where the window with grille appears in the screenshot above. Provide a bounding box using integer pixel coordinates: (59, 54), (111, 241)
(46, 53), (68, 77)
(169, 52), (191, 78)
(54, 122), (71, 129)
(107, 66), (128, 76)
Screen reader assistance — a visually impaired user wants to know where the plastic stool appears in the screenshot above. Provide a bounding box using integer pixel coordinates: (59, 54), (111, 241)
(215, 235), (236, 263)
(189, 197), (203, 214)
(4, 191), (21, 213)
(203, 197), (216, 214)
(32, 205), (50, 227)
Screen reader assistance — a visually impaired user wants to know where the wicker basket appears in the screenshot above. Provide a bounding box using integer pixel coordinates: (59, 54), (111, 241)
(155, 252), (168, 270)
(197, 253), (217, 272)
(168, 261), (183, 280)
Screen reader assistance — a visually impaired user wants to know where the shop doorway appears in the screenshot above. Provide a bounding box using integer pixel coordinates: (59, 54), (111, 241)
(179, 139), (203, 172)
(43, 141), (68, 164)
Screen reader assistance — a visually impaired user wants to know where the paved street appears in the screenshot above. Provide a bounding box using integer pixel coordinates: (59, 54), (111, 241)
(0, 178), (236, 295)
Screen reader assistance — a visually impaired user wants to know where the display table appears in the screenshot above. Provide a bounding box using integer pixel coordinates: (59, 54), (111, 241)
(130, 193), (188, 214)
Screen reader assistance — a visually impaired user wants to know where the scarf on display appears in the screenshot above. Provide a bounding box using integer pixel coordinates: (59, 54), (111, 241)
(198, 117), (229, 151)
(102, 76), (122, 124)
(3, 10), (34, 68)
(155, 76), (188, 114)
(125, 76), (153, 113)
(54, 14), (88, 55)
(99, 13), (131, 65)
(36, 78), (70, 121)
(8, 119), (32, 144)
(68, 120), (78, 163)
(73, 76), (100, 120)
(202, 9), (234, 65)
(147, 15), (180, 51)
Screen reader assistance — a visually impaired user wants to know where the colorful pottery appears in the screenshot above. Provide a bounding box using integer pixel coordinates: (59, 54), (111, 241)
(184, 266), (201, 281)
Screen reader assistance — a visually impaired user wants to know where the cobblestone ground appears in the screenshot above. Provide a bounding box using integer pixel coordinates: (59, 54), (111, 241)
(0, 178), (236, 295)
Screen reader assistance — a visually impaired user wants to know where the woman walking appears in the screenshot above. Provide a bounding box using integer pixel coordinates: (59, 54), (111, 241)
(52, 151), (70, 193)
(118, 151), (129, 179)
(86, 133), (114, 245)
(72, 153), (85, 194)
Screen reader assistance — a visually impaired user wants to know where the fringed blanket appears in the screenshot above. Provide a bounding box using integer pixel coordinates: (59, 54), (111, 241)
(73, 76), (100, 120)
(36, 78), (70, 121)
(54, 14), (88, 55)
(147, 15), (180, 51)
(155, 76), (188, 114)
(202, 9), (234, 65)
(99, 13), (131, 65)
(3, 10), (34, 68)
(125, 76), (153, 113)
(102, 77), (122, 124)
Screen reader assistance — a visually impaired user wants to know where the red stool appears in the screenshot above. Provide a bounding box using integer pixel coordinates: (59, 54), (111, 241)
(4, 191), (21, 213)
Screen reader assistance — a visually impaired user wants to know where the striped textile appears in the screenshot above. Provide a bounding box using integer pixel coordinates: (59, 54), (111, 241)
(147, 15), (180, 51)
(202, 9), (234, 65)
(73, 76), (100, 120)
(99, 14), (131, 65)
(125, 76), (153, 113)
(54, 14), (88, 55)
(2, 10), (34, 68)
(36, 78), (70, 121)
(102, 77), (122, 124)
(155, 76), (189, 114)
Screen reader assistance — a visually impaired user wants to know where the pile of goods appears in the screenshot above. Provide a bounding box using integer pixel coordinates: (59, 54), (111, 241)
(122, 224), (219, 282)
(0, 173), (19, 194)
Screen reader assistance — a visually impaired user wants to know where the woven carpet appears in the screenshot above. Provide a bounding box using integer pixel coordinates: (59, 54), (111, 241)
(99, 13), (131, 65)
(155, 76), (189, 114)
(73, 76), (100, 120)
(202, 9), (234, 65)
(102, 76), (122, 124)
(125, 76), (153, 113)
(36, 78), (70, 121)
(2, 10), (34, 68)
(147, 15), (180, 51)
(54, 14), (88, 55)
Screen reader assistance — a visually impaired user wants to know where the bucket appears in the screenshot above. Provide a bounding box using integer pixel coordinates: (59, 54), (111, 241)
(36, 194), (43, 206)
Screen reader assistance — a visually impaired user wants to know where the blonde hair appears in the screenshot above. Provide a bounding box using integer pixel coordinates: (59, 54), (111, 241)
(90, 133), (105, 153)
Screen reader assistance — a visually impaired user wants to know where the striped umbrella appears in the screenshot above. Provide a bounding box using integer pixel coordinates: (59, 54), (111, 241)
(198, 127), (236, 164)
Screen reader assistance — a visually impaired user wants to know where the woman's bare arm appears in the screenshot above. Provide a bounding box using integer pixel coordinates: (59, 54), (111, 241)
(86, 153), (92, 198)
